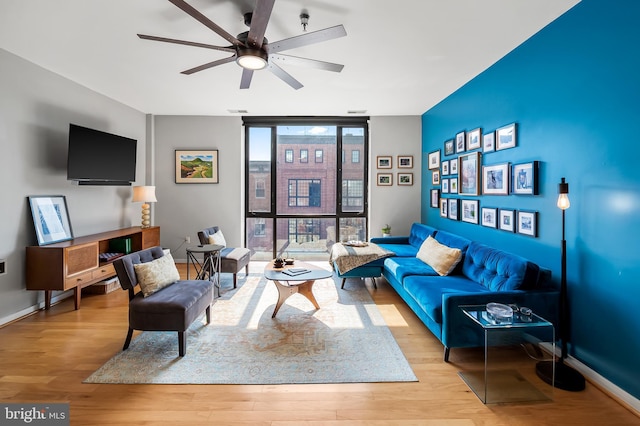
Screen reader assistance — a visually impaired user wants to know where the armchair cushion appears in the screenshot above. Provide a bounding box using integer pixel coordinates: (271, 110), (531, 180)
(133, 253), (181, 297)
(207, 230), (227, 247)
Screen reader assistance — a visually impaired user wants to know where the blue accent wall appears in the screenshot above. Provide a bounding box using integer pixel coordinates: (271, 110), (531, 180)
(421, 0), (640, 399)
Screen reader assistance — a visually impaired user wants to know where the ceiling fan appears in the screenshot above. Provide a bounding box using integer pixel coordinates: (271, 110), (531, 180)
(138, 0), (347, 90)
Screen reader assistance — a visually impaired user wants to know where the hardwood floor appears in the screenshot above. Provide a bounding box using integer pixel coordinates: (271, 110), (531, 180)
(1, 262), (637, 425)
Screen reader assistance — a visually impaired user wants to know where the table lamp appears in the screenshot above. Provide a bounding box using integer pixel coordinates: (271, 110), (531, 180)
(132, 186), (157, 228)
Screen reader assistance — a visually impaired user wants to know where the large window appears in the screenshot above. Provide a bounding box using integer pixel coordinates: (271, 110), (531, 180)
(245, 118), (369, 260)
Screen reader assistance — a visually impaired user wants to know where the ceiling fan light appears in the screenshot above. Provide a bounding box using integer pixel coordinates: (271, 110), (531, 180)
(236, 49), (268, 70)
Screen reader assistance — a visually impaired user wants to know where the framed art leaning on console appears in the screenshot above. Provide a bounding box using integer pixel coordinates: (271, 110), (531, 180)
(28, 195), (74, 245)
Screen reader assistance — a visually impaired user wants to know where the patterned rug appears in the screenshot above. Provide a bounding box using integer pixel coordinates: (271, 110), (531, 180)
(84, 273), (417, 384)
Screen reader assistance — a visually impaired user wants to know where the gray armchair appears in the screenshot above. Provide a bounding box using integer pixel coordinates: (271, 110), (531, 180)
(197, 226), (251, 288)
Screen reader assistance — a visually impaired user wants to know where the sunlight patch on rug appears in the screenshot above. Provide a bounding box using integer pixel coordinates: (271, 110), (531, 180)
(84, 274), (417, 385)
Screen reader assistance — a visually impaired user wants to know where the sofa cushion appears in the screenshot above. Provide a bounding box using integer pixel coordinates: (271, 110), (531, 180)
(416, 236), (462, 276)
(408, 223), (438, 248)
(384, 257), (438, 282)
(133, 253), (181, 297)
(404, 275), (489, 323)
(375, 243), (420, 258)
(462, 241), (540, 291)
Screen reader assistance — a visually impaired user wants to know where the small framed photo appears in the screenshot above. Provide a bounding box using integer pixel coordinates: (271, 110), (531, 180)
(432, 170), (440, 185)
(176, 150), (219, 183)
(28, 195), (74, 245)
(512, 161), (539, 195)
(377, 173), (393, 186)
(428, 150), (441, 170)
(458, 152), (481, 196)
(440, 199), (448, 217)
(482, 163), (510, 195)
(442, 178), (449, 193)
(518, 211), (538, 237)
(450, 158), (458, 175)
(467, 128), (482, 150)
(444, 139), (455, 156)
(455, 131), (466, 153)
(398, 172), (413, 186)
(398, 155), (413, 168)
(496, 123), (517, 151)
(461, 199), (479, 224)
(377, 156), (392, 169)
(483, 131), (495, 152)
(481, 207), (498, 228)
(499, 209), (516, 232)
(430, 189), (440, 208)
(450, 178), (458, 194)
(448, 198), (459, 220)
(442, 160), (450, 176)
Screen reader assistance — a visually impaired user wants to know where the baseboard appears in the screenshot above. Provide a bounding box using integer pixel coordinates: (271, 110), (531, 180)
(539, 342), (640, 416)
(0, 291), (72, 327)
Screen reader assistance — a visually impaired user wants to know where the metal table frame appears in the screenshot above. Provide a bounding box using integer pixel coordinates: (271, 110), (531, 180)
(186, 244), (223, 297)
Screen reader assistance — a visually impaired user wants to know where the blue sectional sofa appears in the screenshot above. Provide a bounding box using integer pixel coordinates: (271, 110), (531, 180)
(370, 223), (559, 361)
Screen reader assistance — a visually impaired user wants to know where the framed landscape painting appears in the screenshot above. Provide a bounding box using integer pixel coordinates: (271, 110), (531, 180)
(176, 150), (219, 183)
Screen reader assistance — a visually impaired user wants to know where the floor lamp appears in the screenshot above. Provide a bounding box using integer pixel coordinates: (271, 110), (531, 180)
(536, 177), (585, 391)
(132, 186), (157, 228)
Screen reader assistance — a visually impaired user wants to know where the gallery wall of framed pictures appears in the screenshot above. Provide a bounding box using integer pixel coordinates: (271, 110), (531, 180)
(429, 122), (540, 237)
(376, 155), (414, 187)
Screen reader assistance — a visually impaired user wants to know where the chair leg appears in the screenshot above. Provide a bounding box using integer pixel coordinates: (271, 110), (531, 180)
(233, 273), (237, 289)
(245, 264), (249, 276)
(178, 331), (186, 357)
(444, 347), (450, 362)
(205, 305), (211, 324)
(123, 327), (134, 351)
(341, 278), (346, 289)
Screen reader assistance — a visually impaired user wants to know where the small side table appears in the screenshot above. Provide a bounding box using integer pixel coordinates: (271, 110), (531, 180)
(186, 244), (223, 297)
(458, 304), (555, 404)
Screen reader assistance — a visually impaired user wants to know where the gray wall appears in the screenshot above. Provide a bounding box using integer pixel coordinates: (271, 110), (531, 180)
(0, 49), (146, 324)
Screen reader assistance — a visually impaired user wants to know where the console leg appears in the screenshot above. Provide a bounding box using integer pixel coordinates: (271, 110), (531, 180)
(44, 290), (52, 310)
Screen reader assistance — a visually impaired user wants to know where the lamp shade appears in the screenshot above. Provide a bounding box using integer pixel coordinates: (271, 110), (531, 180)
(132, 186), (157, 203)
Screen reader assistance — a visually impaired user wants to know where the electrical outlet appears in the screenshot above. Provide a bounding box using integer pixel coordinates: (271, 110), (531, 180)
(185, 236), (191, 244)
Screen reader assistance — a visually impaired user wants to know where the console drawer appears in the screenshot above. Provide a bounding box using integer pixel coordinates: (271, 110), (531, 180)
(65, 271), (94, 290)
(92, 263), (116, 280)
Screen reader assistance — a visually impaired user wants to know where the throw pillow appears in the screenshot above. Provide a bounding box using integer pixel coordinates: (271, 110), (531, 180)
(416, 236), (463, 276)
(208, 229), (227, 247)
(133, 253), (181, 297)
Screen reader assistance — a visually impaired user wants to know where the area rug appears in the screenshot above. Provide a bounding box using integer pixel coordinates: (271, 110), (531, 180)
(84, 273), (417, 384)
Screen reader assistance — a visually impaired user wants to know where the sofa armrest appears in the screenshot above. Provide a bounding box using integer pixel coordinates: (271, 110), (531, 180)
(370, 236), (409, 245)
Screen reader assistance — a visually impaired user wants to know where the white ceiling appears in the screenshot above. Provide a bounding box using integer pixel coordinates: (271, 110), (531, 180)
(0, 0), (579, 116)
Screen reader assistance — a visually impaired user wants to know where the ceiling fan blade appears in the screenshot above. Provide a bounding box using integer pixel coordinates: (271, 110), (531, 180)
(267, 25), (347, 54)
(181, 55), (236, 75)
(270, 54), (344, 73)
(247, 0), (275, 49)
(137, 34), (235, 53)
(168, 0), (241, 46)
(267, 62), (303, 90)
(240, 69), (254, 89)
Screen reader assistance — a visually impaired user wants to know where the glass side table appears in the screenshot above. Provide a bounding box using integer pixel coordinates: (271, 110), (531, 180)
(458, 304), (555, 404)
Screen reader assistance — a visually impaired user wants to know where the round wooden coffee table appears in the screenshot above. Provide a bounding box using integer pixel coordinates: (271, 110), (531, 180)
(263, 260), (333, 318)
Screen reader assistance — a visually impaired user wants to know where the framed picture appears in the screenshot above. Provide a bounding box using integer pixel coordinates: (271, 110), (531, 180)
(377, 173), (393, 186)
(444, 139), (455, 156)
(442, 160), (450, 176)
(450, 158), (458, 175)
(430, 189), (440, 208)
(518, 211), (538, 237)
(428, 150), (441, 170)
(175, 150), (219, 183)
(442, 178), (449, 193)
(496, 123), (517, 151)
(28, 195), (74, 246)
(482, 163), (510, 195)
(483, 131), (495, 152)
(377, 156), (392, 169)
(461, 199), (479, 224)
(458, 152), (481, 196)
(440, 199), (449, 217)
(467, 128), (482, 150)
(455, 131), (466, 153)
(450, 178), (458, 194)
(398, 172), (413, 186)
(448, 198), (459, 220)
(512, 161), (540, 195)
(499, 209), (516, 232)
(398, 155), (413, 168)
(432, 170), (440, 185)
(481, 207), (498, 228)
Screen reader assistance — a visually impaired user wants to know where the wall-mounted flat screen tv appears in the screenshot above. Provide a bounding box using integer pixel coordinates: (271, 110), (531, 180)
(67, 124), (137, 185)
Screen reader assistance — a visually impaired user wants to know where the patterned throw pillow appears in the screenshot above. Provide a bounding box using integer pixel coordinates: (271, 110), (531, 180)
(133, 253), (180, 297)
(208, 229), (227, 247)
(416, 236), (462, 276)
